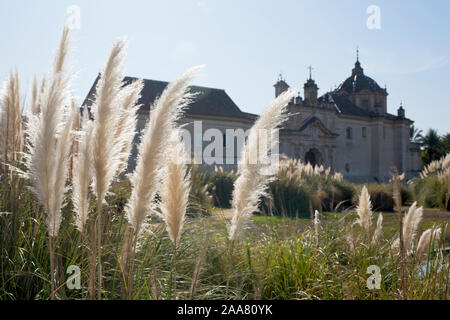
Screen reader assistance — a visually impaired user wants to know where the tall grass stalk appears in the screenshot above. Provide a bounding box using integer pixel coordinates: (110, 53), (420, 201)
(20, 26), (75, 299)
(229, 90), (295, 241)
(355, 185), (372, 236)
(0, 70), (23, 245)
(392, 171), (407, 298)
(160, 130), (191, 299)
(124, 65), (203, 299)
(90, 38), (139, 299)
(227, 89), (295, 297)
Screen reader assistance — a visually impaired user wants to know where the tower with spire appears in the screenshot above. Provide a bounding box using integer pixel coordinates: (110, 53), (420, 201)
(397, 101), (405, 118)
(304, 65), (318, 104)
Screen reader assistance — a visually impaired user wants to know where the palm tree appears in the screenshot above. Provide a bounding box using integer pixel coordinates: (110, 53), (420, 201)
(422, 129), (442, 165)
(410, 124), (423, 143)
(441, 133), (450, 154)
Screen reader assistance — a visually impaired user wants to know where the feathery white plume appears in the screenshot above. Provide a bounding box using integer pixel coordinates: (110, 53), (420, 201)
(91, 38), (127, 204)
(314, 209), (320, 241)
(125, 65), (203, 236)
(372, 213), (383, 244)
(314, 209), (320, 226)
(73, 108), (93, 232)
(114, 78), (144, 176)
(160, 130), (191, 246)
(0, 70), (23, 165)
(403, 201), (423, 254)
(416, 227), (441, 263)
(229, 90), (295, 241)
(356, 185), (372, 234)
(23, 26), (73, 237)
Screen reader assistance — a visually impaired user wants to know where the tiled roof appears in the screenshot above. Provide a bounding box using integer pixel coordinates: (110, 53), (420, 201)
(82, 75), (257, 121)
(327, 93), (372, 117)
(318, 92), (411, 122)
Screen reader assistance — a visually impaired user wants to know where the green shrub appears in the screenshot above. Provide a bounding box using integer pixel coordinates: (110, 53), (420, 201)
(411, 176), (449, 210)
(261, 176), (311, 217)
(260, 162), (355, 218)
(352, 183), (411, 212)
(187, 165), (213, 216)
(206, 167), (236, 208)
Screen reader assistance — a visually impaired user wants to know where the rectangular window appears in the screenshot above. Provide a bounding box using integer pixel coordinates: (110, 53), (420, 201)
(346, 127), (352, 139)
(362, 127), (367, 138)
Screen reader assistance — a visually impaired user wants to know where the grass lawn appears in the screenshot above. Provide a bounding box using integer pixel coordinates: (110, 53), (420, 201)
(249, 209), (450, 245)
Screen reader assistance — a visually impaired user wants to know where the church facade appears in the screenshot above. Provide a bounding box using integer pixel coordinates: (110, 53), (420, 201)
(276, 58), (422, 182)
(83, 57), (422, 182)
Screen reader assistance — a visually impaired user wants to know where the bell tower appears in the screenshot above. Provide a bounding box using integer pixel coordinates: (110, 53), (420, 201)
(274, 74), (289, 98)
(304, 66), (318, 104)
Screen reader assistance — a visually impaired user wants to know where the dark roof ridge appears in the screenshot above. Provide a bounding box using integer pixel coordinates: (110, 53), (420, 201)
(123, 75), (228, 93)
(82, 75), (255, 121)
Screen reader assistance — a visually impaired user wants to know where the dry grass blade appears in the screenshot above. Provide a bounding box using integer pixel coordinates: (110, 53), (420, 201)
(73, 108), (93, 233)
(0, 70), (23, 168)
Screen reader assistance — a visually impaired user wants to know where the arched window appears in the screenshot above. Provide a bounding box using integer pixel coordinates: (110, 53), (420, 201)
(345, 163), (350, 172)
(346, 127), (353, 139)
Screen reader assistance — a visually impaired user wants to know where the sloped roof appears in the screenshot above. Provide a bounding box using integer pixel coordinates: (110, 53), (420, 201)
(82, 75), (257, 121)
(317, 92), (412, 122)
(326, 93), (372, 117)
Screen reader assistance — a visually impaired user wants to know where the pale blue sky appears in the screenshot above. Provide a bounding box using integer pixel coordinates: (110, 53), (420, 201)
(1, 0), (449, 134)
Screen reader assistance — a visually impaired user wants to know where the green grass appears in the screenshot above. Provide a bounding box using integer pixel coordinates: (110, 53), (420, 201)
(1, 180), (449, 300)
(251, 210), (449, 245)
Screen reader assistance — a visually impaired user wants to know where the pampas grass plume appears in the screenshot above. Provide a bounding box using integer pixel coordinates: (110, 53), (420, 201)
(356, 185), (372, 234)
(372, 213), (383, 244)
(73, 108), (93, 233)
(91, 38), (127, 204)
(1, 70), (23, 165)
(403, 201), (423, 253)
(125, 65), (203, 236)
(229, 90), (295, 241)
(160, 130), (190, 247)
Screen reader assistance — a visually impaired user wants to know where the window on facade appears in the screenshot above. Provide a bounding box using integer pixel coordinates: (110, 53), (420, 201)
(362, 127), (367, 138)
(223, 133), (226, 147)
(362, 100), (369, 108)
(346, 127), (352, 139)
